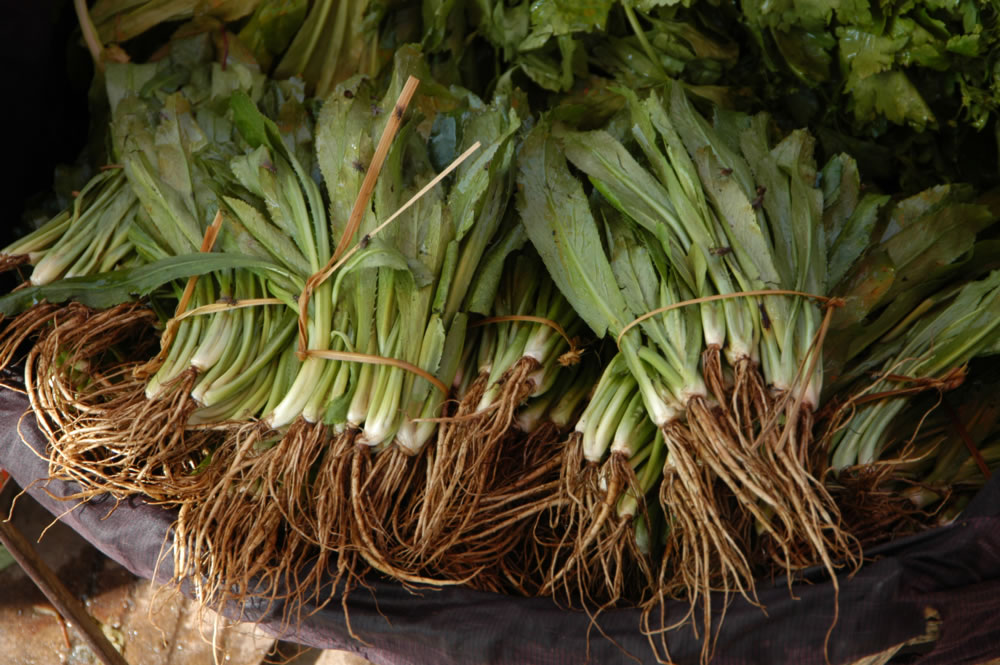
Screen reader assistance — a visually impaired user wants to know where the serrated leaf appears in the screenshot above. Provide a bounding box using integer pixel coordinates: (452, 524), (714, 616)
(315, 77), (377, 241)
(827, 193), (888, 286)
(0, 253), (296, 316)
(556, 126), (681, 252)
(517, 124), (631, 338)
(222, 196), (310, 276)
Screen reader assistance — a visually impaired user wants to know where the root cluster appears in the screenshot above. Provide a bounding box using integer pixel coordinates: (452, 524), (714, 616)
(545, 347), (858, 664)
(3, 303), (878, 661)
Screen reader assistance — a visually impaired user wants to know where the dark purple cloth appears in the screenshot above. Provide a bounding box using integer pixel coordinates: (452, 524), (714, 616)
(2, 376), (999, 664)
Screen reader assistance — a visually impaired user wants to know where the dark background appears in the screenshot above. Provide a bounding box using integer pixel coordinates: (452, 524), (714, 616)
(1, 0), (90, 246)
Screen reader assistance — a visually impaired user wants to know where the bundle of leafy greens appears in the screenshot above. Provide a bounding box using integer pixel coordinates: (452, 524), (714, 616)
(829, 270), (1000, 469)
(833, 354), (1000, 541)
(5, 2), (1000, 663)
(518, 83), (867, 660)
(1, 19), (599, 618)
(414, 0), (1000, 191)
(740, 0), (1000, 130)
(79, 0), (1000, 193)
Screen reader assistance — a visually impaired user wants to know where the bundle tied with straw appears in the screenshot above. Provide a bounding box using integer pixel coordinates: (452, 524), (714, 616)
(518, 82), (858, 661)
(168, 47), (543, 609)
(0, 37), (561, 626)
(7, 2), (1000, 660)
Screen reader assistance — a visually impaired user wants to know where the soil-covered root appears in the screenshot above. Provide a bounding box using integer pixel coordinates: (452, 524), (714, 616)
(467, 357), (541, 454)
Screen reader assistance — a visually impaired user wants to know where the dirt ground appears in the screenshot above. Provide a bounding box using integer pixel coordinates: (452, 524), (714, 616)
(0, 481), (373, 665)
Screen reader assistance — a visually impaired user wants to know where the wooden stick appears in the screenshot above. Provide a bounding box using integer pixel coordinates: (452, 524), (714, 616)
(0, 493), (130, 665)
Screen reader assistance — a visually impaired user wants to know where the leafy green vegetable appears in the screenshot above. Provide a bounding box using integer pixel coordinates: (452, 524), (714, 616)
(517, 122), (631, 339)
(832, 269), (1000, 468)
(0, 253), (295, 317)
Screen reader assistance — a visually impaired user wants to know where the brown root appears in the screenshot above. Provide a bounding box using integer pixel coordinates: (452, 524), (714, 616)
(541, 431), (592, 602)
(643, 348), (856, 664)
(348, 442), (448, 586)
(413, 372), (488, 551)
(412, 357), (540, 570)
(824, 466), (925, 551)
(0, 253), (30, 275)
(647, 420), (755, 665)
(549, 451), (617, 597)
(0, 303), (62, 373)
(170, 420), (365, 635)
(751, 384), (856, 578)
(705, 347), (855, 575)
(539, 433), (658, 611)
(428, 424), (565, 592)
(17, 303), (217, 501)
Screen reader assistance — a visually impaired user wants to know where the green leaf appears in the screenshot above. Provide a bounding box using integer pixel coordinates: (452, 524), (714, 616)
(845, 70), (936, 130)
(231, 90), (274, 150)
(422, 0), (462, 51)
(0, 253), (297, 317)
(772, 26), (835, 82)
(336, 239), (411, 281)
(105, 62), (158, 115)
(693, 147), (781, 291)
(210, 62), (267, 106)
(237, 0), (309, 70)
(606, 215), (659, 319)
(905, 271), (1000, 376)
(465, 221), (528, 315)
(410, 314), (447, 403)
(450, 105), (519, 241)
(429, 113), (459, 173)
(827, 193), (888, 286)
(556, 126), (681, 251)
(518, 39), (578, 92)
(441, 98), (520, 321)
(222, 196), (311, 276)
(736, 117), (796, 287)
(436, 312), (468, 385)
(882, 197), (994, 301)
(315, 77), (377, 241)
(820, 153), (861, 251)
(838, 28), (907, 79)
(517, 123), (631, 338)
(529, 0), (614, 35)
(474, 0), (529, 56)
(0, 544), (13, 573)
(772, 127), (826, 292)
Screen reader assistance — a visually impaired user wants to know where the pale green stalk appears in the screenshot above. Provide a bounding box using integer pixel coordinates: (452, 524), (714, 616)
(832, 271), (1000, 469)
